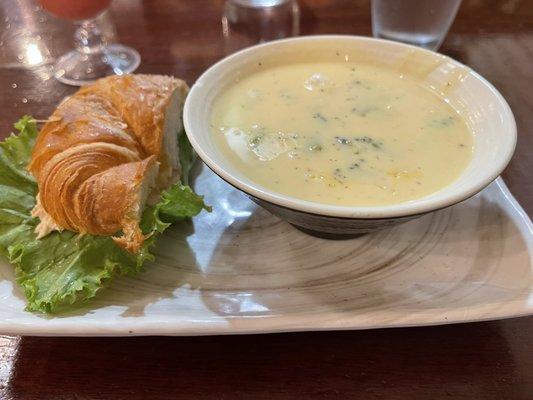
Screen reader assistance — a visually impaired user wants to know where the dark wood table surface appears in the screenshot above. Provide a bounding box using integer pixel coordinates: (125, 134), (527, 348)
(0, 0), (532, 399)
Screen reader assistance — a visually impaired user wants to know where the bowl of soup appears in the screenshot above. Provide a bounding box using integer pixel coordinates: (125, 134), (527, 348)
(184, 36), (516, 236)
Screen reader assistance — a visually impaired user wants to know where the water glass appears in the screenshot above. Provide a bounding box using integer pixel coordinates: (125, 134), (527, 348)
(371, 0), (462, 51)
(222, 0), (300, 54)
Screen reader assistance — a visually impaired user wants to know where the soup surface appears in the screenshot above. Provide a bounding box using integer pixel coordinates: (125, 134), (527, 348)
(210, 61), (473, 206)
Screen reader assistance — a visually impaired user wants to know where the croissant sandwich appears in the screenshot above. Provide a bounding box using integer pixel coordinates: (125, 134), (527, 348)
(28, 74), (189, 253)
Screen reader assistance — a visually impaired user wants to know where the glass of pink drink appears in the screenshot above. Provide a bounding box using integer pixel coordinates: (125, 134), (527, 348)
(39, 0), (140, 86)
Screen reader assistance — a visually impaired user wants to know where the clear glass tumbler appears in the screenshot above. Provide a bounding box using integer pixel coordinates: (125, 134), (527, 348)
(371, 0), (462, 51)
(222, 0), (300, 54)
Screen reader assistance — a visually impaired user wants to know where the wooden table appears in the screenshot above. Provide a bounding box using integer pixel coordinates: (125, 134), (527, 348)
(0, 0), (531, 398)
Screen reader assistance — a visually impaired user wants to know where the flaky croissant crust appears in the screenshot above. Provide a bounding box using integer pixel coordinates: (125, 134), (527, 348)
(28, 74), (189, 253)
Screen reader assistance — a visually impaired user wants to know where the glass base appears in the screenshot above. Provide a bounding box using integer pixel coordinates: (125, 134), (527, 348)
(53, 44), (140, 86)
(375, 31), (441, 51)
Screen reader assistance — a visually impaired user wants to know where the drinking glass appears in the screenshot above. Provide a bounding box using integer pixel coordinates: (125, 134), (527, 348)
(371, 0), (462, 51)
(222, 0), (300, 54)
(38, 0), (140, 86)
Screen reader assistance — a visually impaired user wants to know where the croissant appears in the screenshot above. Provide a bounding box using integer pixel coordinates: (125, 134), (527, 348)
(28, 74), (189, 253)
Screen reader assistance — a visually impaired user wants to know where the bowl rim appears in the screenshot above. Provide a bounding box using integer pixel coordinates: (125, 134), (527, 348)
(184, 34), (517, 219)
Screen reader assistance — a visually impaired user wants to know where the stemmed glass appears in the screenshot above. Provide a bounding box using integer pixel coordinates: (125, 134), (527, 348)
(38, 0), (140, 86)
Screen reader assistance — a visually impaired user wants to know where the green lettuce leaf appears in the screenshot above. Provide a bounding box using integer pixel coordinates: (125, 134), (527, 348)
(178, 128), (195, 186)
(0, 116), (208, 313)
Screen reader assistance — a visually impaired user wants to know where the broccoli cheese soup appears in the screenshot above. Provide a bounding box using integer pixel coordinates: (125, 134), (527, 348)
(210, 61), (473, 206)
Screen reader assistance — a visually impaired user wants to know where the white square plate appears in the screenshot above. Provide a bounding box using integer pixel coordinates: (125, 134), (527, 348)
(0, 166), (531, 335)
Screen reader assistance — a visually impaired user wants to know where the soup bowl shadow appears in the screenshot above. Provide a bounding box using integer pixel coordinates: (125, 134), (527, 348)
(184, 35), (516, 237)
